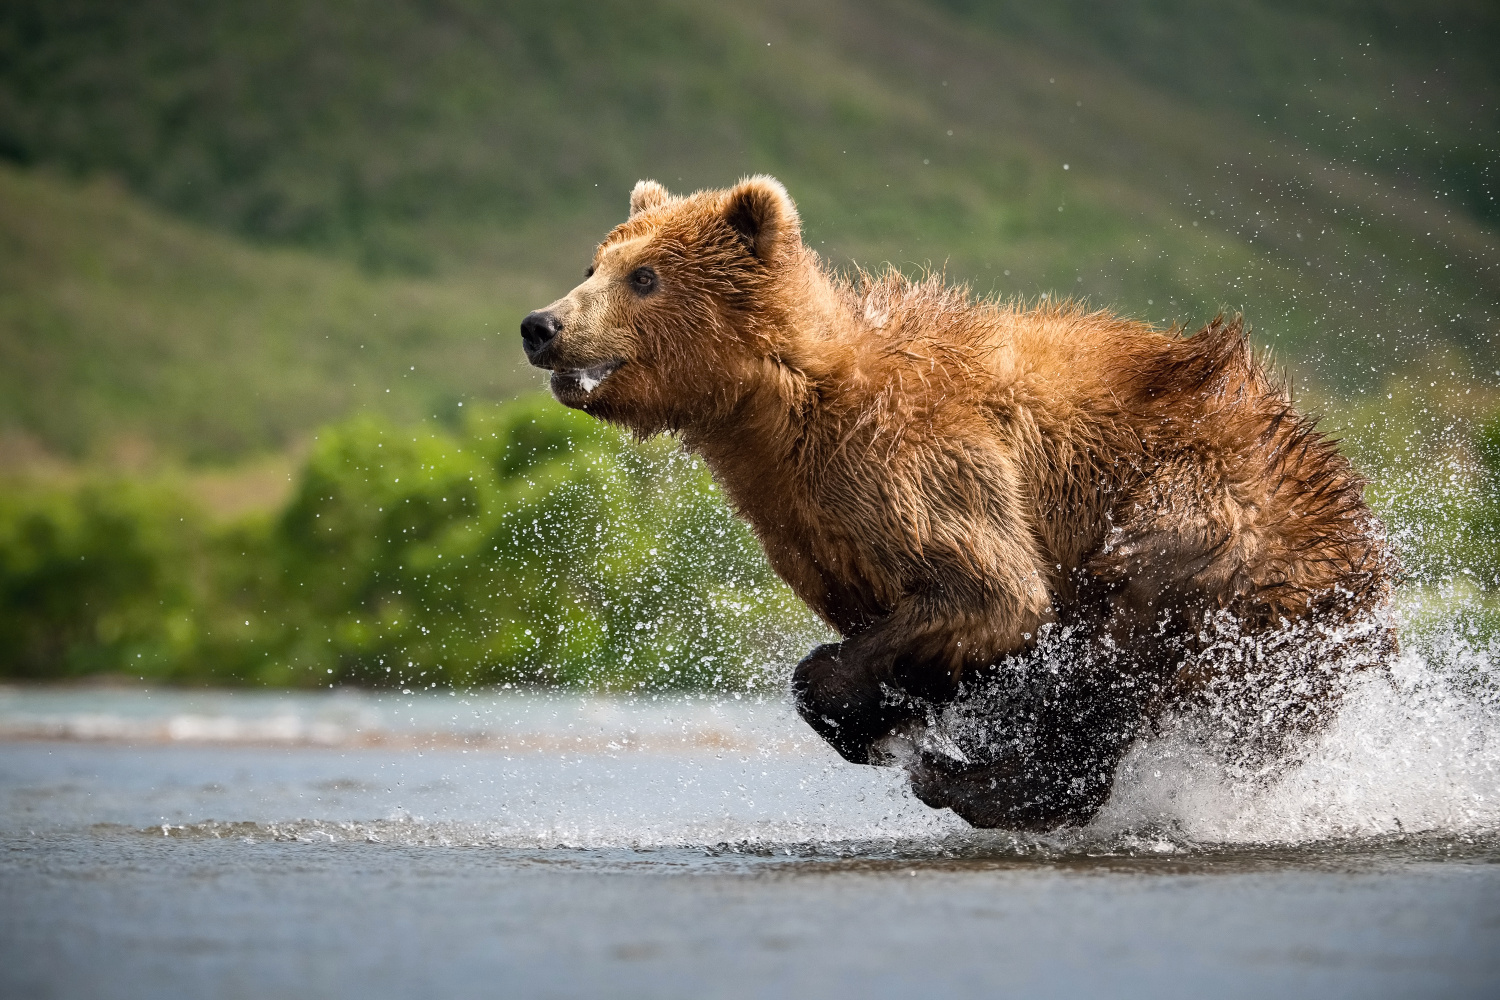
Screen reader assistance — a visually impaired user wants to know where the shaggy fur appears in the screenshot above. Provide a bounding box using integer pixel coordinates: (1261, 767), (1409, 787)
(522, 176), (1396, 830)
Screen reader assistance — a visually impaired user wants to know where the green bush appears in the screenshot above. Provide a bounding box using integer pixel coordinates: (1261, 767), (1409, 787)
(0, 479), (205, 680)
(267, 398), (821, 689)
(0, 394), (827, 689)
(1331, 387), (1500, 649)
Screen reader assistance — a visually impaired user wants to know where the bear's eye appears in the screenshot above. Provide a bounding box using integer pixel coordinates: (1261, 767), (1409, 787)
(583, 265), (595, 278)
(629, 266), (659, 295)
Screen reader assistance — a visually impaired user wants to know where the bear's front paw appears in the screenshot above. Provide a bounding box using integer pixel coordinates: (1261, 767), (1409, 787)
(792, 642), (912, 765)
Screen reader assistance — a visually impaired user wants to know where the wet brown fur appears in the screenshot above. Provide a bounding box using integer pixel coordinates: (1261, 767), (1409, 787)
(525, 176), (1397, 829)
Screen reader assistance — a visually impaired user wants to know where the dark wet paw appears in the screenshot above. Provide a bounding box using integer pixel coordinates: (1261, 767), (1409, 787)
(792, 643), (912, 765)
(906, 751), (1108, 832)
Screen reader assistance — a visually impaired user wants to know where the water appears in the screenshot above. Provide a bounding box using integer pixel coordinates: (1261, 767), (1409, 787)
(2, 640), (1498, 998)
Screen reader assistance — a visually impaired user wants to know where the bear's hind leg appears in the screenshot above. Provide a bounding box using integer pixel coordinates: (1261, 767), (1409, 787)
(905, 649), (1152, 830)
(907, 484), (1241, 831)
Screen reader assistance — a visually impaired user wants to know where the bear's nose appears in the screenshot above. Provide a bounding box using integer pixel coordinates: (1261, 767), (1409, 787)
(521, 311), (563, 359)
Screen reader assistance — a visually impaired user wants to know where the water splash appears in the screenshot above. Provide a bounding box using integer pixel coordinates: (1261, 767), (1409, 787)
(1095, 630), (1499, 844)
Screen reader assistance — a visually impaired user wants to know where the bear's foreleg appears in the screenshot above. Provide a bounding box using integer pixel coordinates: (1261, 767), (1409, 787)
(793, 587), (1051, 765)
(791, 642), (919, 764)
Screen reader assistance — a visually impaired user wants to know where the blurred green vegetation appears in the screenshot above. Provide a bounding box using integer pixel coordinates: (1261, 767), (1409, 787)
(1323, 377), (1500, 651)
(0, 397), (826, 688)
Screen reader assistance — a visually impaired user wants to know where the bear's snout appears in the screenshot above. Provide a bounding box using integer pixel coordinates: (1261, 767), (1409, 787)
(521, 310), (563, 362)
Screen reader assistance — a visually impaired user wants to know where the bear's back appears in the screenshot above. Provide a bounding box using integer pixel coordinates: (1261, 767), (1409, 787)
(835, 274), (1391, 631)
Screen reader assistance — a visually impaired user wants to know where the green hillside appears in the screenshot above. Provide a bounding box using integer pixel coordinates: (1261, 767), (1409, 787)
(0, 165), (540, 461)
(0, 0), (1496, 461)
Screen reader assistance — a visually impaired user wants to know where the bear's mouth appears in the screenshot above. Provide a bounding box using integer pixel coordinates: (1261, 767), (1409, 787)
(552, 359), (625, 396)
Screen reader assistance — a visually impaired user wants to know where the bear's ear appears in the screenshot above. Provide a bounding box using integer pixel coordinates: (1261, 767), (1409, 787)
(723, 175), (801, 263)
(629, 180), (671, 217)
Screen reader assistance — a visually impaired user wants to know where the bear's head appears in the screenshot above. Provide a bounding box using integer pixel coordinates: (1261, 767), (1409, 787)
(521, 176), (805, 436)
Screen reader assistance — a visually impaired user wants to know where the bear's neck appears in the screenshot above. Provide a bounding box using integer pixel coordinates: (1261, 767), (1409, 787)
(684, 367), (816, 502)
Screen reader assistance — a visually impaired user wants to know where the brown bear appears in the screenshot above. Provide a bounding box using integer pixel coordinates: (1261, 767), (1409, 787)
(521, 176), (1396, 831)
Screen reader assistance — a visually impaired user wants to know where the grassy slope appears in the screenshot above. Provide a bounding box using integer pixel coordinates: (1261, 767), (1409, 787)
(934, 0), (1500, 227)
(0, 0), (1495, 460)
(0, 166), (541, 461)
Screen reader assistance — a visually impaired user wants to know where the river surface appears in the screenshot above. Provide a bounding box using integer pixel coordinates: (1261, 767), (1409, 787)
(2, 651), (1498, 999)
